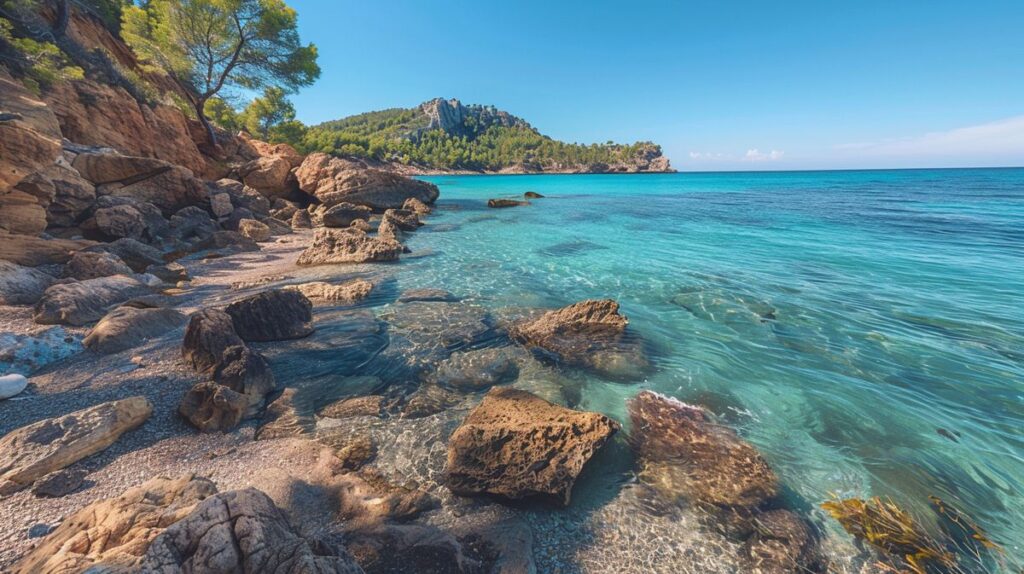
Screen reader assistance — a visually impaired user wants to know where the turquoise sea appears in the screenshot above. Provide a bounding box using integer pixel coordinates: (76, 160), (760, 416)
(400, 169), (1024, 567)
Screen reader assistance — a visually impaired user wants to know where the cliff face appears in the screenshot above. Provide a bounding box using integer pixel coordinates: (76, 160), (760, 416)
(419, 98), (532, 138)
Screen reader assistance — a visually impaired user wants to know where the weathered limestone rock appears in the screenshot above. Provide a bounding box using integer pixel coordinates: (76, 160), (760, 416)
(239, 155), (296, 198)
(295, 153), (439, 209)
(297, 228), (403, 266)
(402, 196), (432, 215)
(34, 275), (151, 326)
(0, 231), (92, 266)
(627, 391), (779, 512)
(140, 487), (364, 573)
(181, 309), (245, 375)
(400, 384), (461, 419)
(211, 345), (276, 412)
(376, 214), (403, 242)
(91, 204), (146, 239)
(71, 152), (170, 185)
(213, 178), (271, 215)
(11, 474), (218, 573)
(0, 189), (48, 235)
(0, 260), (55, 305)
(106, 165), (207, 217)
(84, 237), (163, 272)
(178, 381), (249, 432)
(445, 387), (619, 505)
(189, 230), (260, 254)
(285, 278), (373, 304)
(209, 192), (233, 217)
(321, 202), (372, 228)
(41, 163), (97, 227)
(291, 209), (312, 229)
(488, 198), (529, 208)
(84, 306), (187, 354)
(237, 218), (271, 242)
(510, 299), (649, 379)
(0, 397), (152, 495)
(169, 205), (218, 242)
(0, 71), (62, 195)
(432, 347), (519, 392)
(225, 289), (314, 342)
(62, 250), (133, 280)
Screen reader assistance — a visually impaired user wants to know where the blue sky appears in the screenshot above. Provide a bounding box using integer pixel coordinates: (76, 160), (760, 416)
(285, 0), (1024, 171)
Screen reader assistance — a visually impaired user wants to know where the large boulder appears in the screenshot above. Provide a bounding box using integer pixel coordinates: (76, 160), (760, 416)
(38, 163), (97, 228)
(140, 487), (363, 573)
(382, 208), (422, 231)
(627, 391), (779, 512)
(402, 197), (432, 215)
(225, 289), (314, 342)
(0, 189), (48, 235)
(238, 155), (297, 198)
(295, 153), (439, 209)
(84, 306), (187, 354)
(82, 196), (170, 243)
(0, 260), (55, 305)
(297, 228), (403, 266)
(212, 178), (271, 216)
(0, 397), (152, 495)
(320, 202), (372, 228)
(71, 152), (171, 185)
(11, 474), (219, 573)
(178, 381), (250, 432)
(510, 299), (649, 379)
(445, 387), (619, 505)
(0, 71), (62, 196)
(62, 250), (133, 280)
(104, 164), (207, 217)
(181, 309), (245, 375)
(34, 275), (151, 326)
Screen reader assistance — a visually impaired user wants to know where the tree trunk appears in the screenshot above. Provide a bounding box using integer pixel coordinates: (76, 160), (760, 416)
(194, 98), (219, 149)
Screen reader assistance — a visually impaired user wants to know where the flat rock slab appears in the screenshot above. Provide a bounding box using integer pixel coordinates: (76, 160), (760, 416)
(0, 260), (55, 305)
(396, 288), (458, 303)
(33, 275), (151, 326)
(297, 228), (403, 266)
(445, 387), (619, 506)
(0, 396), (152, 495)
(84, 306), (187, 354)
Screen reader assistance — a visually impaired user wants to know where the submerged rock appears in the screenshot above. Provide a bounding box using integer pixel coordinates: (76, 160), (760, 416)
(297, 228), (404, 266)
(225, 288), (314, 342)
(445, 387), (619, 505)
(33, 275), (151, 326)
(524, 191), (544, 199)
(83, 306), (186, 354)
(0, 397), (152, 496)
(739, 509), (820, 574)
(627, 390), (779, 513)
(510, 299), (649, 379)
(319, 395), (384, 419)
(487, 198), (529, 208)
(396, 288), (457, 303)
(431, 347), (520, 392)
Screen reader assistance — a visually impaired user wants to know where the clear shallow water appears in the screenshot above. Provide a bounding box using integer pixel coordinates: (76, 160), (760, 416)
(399, 169), (1024, 567)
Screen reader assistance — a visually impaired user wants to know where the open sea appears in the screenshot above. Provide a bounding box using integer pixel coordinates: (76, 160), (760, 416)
(398, 169), (1024, 569)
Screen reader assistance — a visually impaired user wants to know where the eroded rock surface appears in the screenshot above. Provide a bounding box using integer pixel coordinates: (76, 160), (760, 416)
(0, 396), (152, 495)
(286, 279), (373, 304)
(33, 275), (151, 326)
(431, 347), (520, 392)
(226, 289), (314, 342)
(297, 228), (403, 266)
(295, 153), (439, 209)
(445, 387), (618, 505)
(0, 260), (55, 305)
(83, 306), (186, 354)
(62, 250), (133, 280)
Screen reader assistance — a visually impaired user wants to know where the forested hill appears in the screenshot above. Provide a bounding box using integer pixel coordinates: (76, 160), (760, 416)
(299, 98), (673, 174)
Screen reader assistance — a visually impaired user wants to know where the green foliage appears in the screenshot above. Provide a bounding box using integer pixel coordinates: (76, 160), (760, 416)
(81, 0), (132, 32)
(204, 97), (242, 131)
(121, 0), (319, 142)
(0, 15), (84, 93)
(239, 86), (294, 139)
(298, 105), (662, 171)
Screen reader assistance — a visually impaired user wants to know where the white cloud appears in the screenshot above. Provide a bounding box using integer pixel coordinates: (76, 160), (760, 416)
(688, 151), (729, 160)
(743, 149), (785, 161)
(834, 115), (1024, 164)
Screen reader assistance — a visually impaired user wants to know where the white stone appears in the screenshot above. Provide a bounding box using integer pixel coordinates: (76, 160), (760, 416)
(0, 374), (28, 400)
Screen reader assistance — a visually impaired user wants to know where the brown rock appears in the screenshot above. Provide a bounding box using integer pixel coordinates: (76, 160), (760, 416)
(321, 202), (372, 228)
(376, 213), (403, 242)
(34, 275), (151, 326)
(445, 387), (619, 505)
(91, 204), (146, 239)
(511, 299), (649, 379)
(739, 510), (820, 574)
(84, 237), (163, 272)
(40, 163), (96, 228)
(0, 260), (55, 305)
(291, 209), (312, 229)
(396, 288), (457, 303)
(178, 381), (249, 432)
(295, 153), (439, 209)
(0, 397), (152, 495)
(487, 198), (529, 208)
(0, 230), (92, 266)
(211, 345), (276, 412)
(71, 152), (170, 185)
(62, 250), (133, 280)
(0, 189), (48, 235)
(210, 191), (233, 217)
(31, 467), (88, 498)
(225, 289), (314, 342)
(400, 384), (461, 419)
(318, 395), (384, 419)
(84, 306), (187, 354)
(402, 196), (432, 215)
(524, 191), (544, 199)
(237, 218), (271, 242)
(0, 71), (62, 194)
(627, 390), (779, 511)
(297, 228), (403, 266)
(105, 165), (207, 216)
(181, 309), (246, 375)
(238, 155), (296, 198)
(382, 208), (421, 231)
(432, 347), (519, 392)
(140, 487), (363, 573)
(11, 474), (218, 573)
(335, 435), (377, 471)
(285, 278), (373, 304)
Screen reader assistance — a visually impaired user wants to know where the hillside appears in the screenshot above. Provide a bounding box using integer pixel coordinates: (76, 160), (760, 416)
(300, 98), (673, 174)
